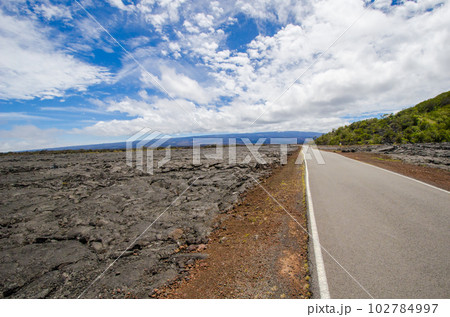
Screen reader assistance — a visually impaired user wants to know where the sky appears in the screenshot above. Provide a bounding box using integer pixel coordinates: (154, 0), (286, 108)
(0, 0), (449, 152)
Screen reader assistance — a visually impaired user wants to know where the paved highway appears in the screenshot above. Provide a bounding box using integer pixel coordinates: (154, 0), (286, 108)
(306, 150), (450, 298)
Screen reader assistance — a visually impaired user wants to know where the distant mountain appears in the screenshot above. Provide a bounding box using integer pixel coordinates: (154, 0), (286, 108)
(315, 91), (450, 145)
(42, 131), (322, 151)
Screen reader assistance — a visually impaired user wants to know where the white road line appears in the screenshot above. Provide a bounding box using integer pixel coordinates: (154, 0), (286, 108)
(304, 158), (331, 299)
(333, 152), (450, 194)
(256, 156), (373, 298)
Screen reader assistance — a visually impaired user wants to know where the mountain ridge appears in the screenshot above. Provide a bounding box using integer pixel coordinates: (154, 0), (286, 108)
(28, 131), (322, 152)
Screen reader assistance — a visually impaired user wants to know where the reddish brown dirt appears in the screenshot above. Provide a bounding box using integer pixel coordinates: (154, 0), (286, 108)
(153, 149), (310, 299)
(335, 151), (450, 191)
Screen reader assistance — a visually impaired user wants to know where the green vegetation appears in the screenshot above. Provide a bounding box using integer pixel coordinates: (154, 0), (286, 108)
(315, 91), (450, 145)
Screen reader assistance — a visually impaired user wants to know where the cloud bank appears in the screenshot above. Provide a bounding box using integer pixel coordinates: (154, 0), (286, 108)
(0, 0), (449, 151)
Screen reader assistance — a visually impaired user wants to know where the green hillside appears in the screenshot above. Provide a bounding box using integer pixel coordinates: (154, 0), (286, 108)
(315, 91), (450, 145)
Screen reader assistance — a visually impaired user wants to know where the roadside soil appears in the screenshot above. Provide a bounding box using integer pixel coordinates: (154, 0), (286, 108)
(319, 143), (449, 170)
(333, 151), (450, 191)
(155, 149), (310, 299)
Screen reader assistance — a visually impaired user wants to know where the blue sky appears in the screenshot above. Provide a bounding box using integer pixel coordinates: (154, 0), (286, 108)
(0, 0), (449, 151)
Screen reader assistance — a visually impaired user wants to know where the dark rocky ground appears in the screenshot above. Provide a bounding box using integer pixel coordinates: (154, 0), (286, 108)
(318, 143), (450, 170)
(0, 145), (296, 298)
(156, 149), (310, 299)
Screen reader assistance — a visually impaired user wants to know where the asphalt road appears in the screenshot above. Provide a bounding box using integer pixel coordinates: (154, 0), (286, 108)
(306, 150), (450, 298)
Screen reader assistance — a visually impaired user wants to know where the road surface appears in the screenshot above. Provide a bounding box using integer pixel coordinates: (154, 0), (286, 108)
(306, 150), (450, 298)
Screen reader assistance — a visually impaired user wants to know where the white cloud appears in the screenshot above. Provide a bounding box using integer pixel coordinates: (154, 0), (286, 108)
(75, 94), (347, 138)
(0, 124), (124, 152)
(0, 125), (61, 152)
(0, 10), (111, 100)
(194, 13), (215, 28)
(3, 0), (450, 151)
(140, 66), (214, 104)
(183, 20), (200, 33)
(126, 36), (152, 49)
(39, 106), (110, 115)
(0, 112), (54, 121)
(136, 0), (186, 32)
(106, 0), (134, 11)
(91, 0), (450, 137)
(33, 1), (73, 20)
(240, 1), (450, 129)
(76, 18), (103, 41)
(79, 97), (202, 136)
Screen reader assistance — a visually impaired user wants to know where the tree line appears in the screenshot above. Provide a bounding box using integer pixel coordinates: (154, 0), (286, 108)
(315, 91), (450, 145)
